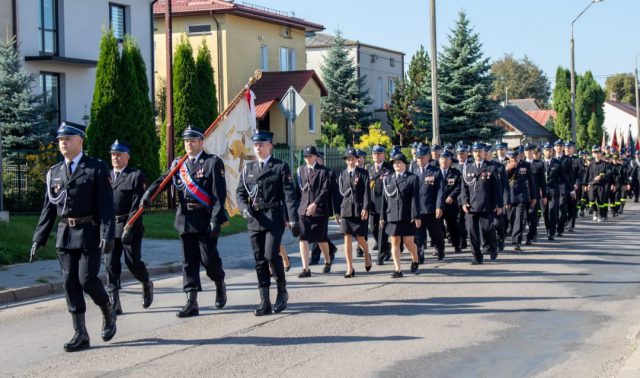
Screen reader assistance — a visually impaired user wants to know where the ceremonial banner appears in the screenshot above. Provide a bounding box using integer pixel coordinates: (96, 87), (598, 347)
(203, 90), (257, 216)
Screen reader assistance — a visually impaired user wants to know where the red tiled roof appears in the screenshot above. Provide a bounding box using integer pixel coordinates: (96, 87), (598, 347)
(606, 101), (636, 117)
(251, 70), (328, 119)
(153, 0), (324, 32)
(525, 110), (556, 126)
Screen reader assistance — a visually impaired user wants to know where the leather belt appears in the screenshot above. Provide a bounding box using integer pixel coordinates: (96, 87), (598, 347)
(182, 202), (208, 211)
(61, 216), (95, 227)
(252, 202), (282, 211)
(115, 214), (129, 223)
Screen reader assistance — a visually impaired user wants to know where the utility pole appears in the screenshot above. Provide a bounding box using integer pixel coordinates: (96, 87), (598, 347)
(635, 54), (640, 139)
(164, 0), (175, 208)
(430, 0), (440, 145)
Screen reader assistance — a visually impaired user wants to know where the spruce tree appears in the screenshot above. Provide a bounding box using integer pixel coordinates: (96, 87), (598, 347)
(407, 46), (432, 142)
(587, 111), (603, 147)
(119, 36), (160, 179)
(320, 30), (372, 141)
(172, 36), (199, 158)
(438, 11), (499, 143)
(552, 67), (572, 141)
(87, 29), (121, 162)
(195, 40), (218, 130)
(575, 71), (605, 149)
(0, 36), (48, 161)
(387, 80), (412, 145)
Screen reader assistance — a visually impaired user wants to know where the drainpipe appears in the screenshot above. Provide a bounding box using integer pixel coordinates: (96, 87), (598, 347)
(11, 0), (17, 44)
(150, 0), (158, 118)
(210, 11), (223, 113)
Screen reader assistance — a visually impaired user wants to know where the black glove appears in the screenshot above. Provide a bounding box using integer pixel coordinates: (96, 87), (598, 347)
(140, 192), (152, 208)
(100, 238), (114, 255)
(29, 242), (40, 263)
(242, 208), (252, 221)
(209, 223), (221, 238)
(289, 222), (301, 238)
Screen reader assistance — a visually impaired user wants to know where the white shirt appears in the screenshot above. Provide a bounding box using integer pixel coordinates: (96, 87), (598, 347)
(475, 160), (484, 168)
(307, 163), (316, 170)
(65, 152), (83, 175)
(188, 151), (203, 162)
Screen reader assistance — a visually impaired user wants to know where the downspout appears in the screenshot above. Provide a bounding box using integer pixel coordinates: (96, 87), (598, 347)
(150, 0), (158, 118)
(11, 0), (17, 46)
(210, 11), (223, 113)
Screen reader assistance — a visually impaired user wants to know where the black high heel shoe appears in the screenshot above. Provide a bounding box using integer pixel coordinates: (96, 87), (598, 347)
(391, 271), (404, 278)
(283, 255), (291, 272)
(344, 268), (356, 278)
(365, 254), (372, 272)
(410, 262), (419, 274)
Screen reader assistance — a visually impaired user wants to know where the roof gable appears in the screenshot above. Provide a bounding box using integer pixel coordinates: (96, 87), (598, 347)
(251, 70), (327, 119)
(508, 98), (540, 112)
(498, 105), (555, 137)
(605, 101), (636, 117)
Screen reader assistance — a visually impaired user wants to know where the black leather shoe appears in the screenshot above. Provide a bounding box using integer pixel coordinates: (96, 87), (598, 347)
(498, 241), (505, 251)
(273, 281), (288, 313)
(454, 247), (462, 253)
(64, 314), (90, 352)
(177, 291), (199, 318)
(514, 244), (522, 251)
(109, 290), (123, 315)
(344, 269), (355, 278)
(461, 240), (468, 249)
(215, 281), (227, 309)
(391, 271), (404, 278)
(471, 259), (483, 265)
(525, 240), (533, 246)
(547, 235), (555, 241)
(437, 253), (445, 261)
(557, 231), (563, 237)
(356, 247), (364, 258)
(376, 253), (385, 265)
(254, 287), (272, 316)
(99, 303), (117, 342)
(323, 262), (332, 273)
(298, 269), (311, 278)
(142, 281), (154, 309)
(418, 250), (425, 264)
(410, 262), (419, 274)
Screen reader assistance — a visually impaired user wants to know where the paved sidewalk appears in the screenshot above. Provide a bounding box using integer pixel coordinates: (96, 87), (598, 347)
(0, 223), (341, 305)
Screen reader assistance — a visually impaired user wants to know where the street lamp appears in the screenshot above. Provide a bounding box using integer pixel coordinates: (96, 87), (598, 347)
(570, 0), (604, 141)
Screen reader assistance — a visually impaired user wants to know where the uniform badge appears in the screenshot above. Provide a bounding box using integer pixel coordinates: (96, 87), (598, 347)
(199, 159), (204, 164)
(195, 168), (204, 179)
(448, 178), (455, 185)
(176, 179), (183, 184)
(53, 178), (62, 194)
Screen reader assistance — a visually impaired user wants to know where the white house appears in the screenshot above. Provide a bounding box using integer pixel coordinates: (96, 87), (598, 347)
(603, 100), (638, 145)
(5, 0), (154, 130)
(306, 33), (405, 128)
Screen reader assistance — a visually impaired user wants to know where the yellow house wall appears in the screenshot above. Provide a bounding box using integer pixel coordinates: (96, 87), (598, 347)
(269, 80), (323, 147)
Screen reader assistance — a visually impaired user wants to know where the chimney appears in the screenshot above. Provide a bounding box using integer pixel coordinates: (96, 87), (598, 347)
(610, 92), (618, 102)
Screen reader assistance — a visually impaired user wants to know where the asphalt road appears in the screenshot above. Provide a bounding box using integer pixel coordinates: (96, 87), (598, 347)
(2, 203), (640, 377)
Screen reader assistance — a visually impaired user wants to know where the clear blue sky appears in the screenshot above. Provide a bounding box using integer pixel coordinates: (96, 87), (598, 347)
(258, 0), (639, 85)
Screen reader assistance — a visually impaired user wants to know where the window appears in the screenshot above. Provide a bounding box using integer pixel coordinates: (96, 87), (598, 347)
(39, 0), (58, 54)
(110, 3), (126, 41)
(388, 78), (396, 95)
(279, 47), (296, 72)
(41, 73), (61, 129)
(308, 104), (316, 132)
(260, 45), (269, 71)
(390, 58), (395, 67)
(187, 24), (211, 35)
(376, 77), (383, 109)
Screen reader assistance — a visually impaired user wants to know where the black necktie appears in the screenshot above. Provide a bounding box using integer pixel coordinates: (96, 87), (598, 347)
(260, 162), (264, 171)
(66, 161), (74, 179)
(114, 170), (120, 180)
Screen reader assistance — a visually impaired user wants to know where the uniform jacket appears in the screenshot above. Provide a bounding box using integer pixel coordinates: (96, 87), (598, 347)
(111, 166), (145, 238)
(413, 164), (445, 214)
(584, 160), (611, 187)
(461, 160), (504, 213)
(630, 159), (640, 184)
(147, 152), (227, 234)
(441, 167), (462, 209)
(296, 164), (331, 217)
(557, 154), (574, 192)
(506, 160), (537, 204)
(543, 158), (564, 190)
(381, 171), (420, 222)
(337, 167), (370, 218)
(366, 161), (393, 214)
(492, 157), (512, 206)
(236, 157), (299, 232)
(526, 159), (547, 199)
(570, 156), (584, 186)
(33, 154), (115, 250)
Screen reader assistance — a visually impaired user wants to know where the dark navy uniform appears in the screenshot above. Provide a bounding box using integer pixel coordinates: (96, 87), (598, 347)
(296, 162), (331, 242)
(585, 151), (611, 220)
(414, 160), (446, 261)
(237, 131), (299, 315)
(566, 144), (584, 229)
(382, 170), (420, 236)
(630, 153), (640, 202)
(441, 164), (462, 251)
(492, 153), (511, 251)
(337, 166), (371, 236)
(32, 121), (117, 352)
(367, 153), (393, 264)
(505, 154), (537, 248)
(555, 151), (573, 235)
(542, 153), (563, 239)
(525, 153), (546, 243)
(461, 147), (504, 264)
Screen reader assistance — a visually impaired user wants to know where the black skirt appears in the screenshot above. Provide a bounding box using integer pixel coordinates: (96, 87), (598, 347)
(385, 220), (416, 236)
(340, 216), (368, 237)
(300, 216), (328, 242)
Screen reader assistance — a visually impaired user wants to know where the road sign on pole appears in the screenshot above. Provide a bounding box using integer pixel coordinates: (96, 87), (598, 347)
(279, 87), (306, 169)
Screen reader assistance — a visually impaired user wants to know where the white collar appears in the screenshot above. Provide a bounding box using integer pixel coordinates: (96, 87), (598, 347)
(65, 152), (83, 167)
(188, 151), (203, 161)
(307, 163), (316, 170)
(258, 155), (271, 165)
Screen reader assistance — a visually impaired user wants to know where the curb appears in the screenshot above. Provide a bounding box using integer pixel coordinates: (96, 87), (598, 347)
(0, 263), (182, 306)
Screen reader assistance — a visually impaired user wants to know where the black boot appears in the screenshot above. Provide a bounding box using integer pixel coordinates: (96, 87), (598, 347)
(99, 303), (117, 342)
(177, 291), (199, 318)
(142, 280), (154, 309)
(64, 313), (90, 352)
(254, 287), (272, 316)
(109, 290), (123, 315)
(215, 281), (227, 309)
(273, 281), (288, 313)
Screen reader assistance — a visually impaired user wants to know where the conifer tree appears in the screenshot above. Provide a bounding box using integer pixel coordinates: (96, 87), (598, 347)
(438, 11), (499, 142)
(552, 67), (572, 141)
(0, 36), (48, 161)
(87, 29), (121, 162)
(172, 36), (199, 158)
(195, 40), (218, 130)
(575, 71), (605, 149)
(320, 30), (372, 141)
(407, 46), (432, 142)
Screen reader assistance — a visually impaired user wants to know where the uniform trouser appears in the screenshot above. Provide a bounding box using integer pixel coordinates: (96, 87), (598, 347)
(457, 206), (467, 244)
(57, 248), (109, 314)
(443, 205), (460, 248)
(526, 202), (541, 241)
(105, 226), (149, 292)
(508, 202), (527, 245)
(633, 181), (639, 201)
(180, 233), (225, 292)
(369, 213), (390, 257)
(611, 188), (622, 213)
(251, 229), (285, 288)
(494, 212), (507, 243)
(466, 212), (496, 261)
(543, 187), (559, 237)
(589, 185), (608, 218)
(568, 187), (580, 228)
(580, 188), (589, 213)
(557, 185), (569, 232)
(416, 214), (445, 255)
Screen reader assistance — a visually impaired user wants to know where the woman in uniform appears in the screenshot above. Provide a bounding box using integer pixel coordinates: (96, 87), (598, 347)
(382, 153), (421, 277)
